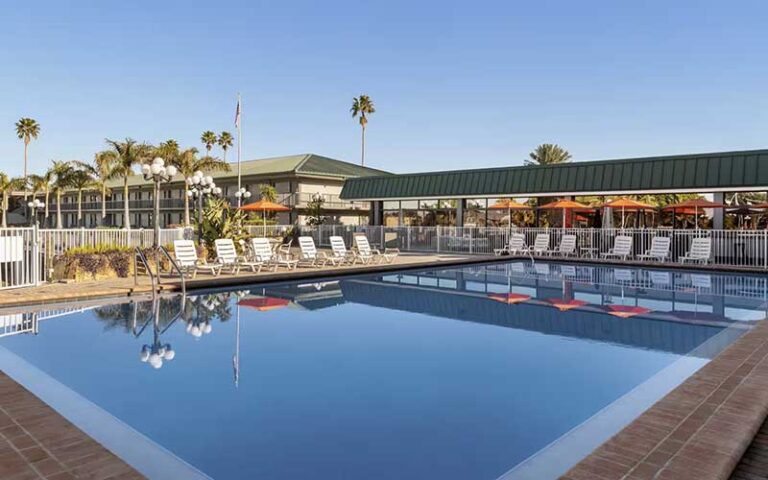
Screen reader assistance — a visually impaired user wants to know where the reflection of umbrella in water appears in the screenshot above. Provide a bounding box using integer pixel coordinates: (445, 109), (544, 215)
(605, 305), (652, 318)
(238, 297), (291, 311)
(487, 293), (531, 305)
(546, 298), (588, 311)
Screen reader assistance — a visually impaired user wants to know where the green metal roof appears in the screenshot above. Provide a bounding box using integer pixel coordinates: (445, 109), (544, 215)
(102, 153), (389, 189)
(339, 149), (768, 199)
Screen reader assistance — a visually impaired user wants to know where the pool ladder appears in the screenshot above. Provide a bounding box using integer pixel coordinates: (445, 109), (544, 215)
(133, 247), (186, 298)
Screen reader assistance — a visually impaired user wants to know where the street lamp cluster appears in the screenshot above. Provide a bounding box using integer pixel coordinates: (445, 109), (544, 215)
(186, 171), (222, 241)
(27, 199), (44, 227)
(234, 187), (251, 203)
(140, 157), (177, 247)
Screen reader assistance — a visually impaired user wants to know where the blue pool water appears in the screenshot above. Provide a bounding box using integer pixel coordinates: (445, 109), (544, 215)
(0, 261), (764, 479)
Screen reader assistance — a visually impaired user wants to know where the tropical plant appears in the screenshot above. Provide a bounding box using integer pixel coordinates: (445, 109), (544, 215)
(258, 184), (277, 202)
(0, 173), (26, 227)
(50, 161), (74, 229)
(526, 144), (572, 166)
(28, 170), (54, 226)
(170, 148), (230, 225)
(217, 132), (234, 162)
(196, 197), (248, 257)
(68, 167), (98, 227)
(15, 117), (41, 190)
(350, 95), (375, 166)
(305, 195), (326, 226)
(105, 138), (152, 229)
(76, 151), (118, 226)
(201, 131), (217, 156)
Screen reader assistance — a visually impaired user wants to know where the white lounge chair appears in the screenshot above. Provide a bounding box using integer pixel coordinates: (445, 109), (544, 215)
(172, 240), (221, 278)
(680, 237), (711, 265)
(529, 234), (551, 255)
(550, 234), (577, 257)
(601, 235), (633, 260)
(215, 239), (261, 274)
(329, 236), (355, 264)
(636, 237), (671, 262)
(297, 236), (334, 267)
(354, 235), (399, 264)
(494, 234), (526, 256)
(250, 238), (298, 271)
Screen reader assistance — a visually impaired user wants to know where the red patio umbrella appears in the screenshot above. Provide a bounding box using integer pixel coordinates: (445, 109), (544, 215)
(538, 199), (591, 228)
(663, 198), (725, 229)
(600, 198), (655, 228)
(487, 199), (531, 227)
(239, 200), (291, 235)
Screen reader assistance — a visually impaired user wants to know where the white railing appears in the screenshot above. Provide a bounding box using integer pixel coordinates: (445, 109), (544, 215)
(298, 225), (768, 270)
(0, 228), (38, 290)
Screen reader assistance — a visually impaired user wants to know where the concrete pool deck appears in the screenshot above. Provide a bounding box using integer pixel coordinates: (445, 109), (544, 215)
(2, 254), (768, 479)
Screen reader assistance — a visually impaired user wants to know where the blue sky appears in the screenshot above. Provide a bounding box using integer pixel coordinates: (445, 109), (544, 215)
(1, 0), (767, 176)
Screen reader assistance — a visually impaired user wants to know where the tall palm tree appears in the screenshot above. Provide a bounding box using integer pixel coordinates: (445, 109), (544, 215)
(77, 151), (118, 226)
(171, 148), (230, 225)
(526, 144), (572, 165)
(50, 161), (74, 229)
(201, 131), (217, 157)
(105, 138), (151, 229)
(69, 168), (98, 227)
(217, 132), (234, 163)
(15, 118), (41, 197)
(350, 95), (375, 166)
(0, 173), (26, 228)
(156, 139), (180, 161)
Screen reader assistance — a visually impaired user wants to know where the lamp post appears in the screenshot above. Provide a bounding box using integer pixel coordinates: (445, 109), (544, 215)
(140, 157), (177, 248)
(234, 187), (251, 204)
(185, 171), (222, 243)
(27, 199), (44, 228)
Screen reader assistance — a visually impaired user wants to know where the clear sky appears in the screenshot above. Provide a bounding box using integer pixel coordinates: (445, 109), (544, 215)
(1, 0), (767, 177)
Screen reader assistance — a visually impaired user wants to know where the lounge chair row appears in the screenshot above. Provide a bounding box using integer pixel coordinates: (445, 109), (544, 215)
(494, 234), (711, 264)
(172, 235), (399, 278)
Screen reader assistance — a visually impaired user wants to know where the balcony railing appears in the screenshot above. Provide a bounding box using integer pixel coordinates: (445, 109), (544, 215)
(53, 199), (187, 211)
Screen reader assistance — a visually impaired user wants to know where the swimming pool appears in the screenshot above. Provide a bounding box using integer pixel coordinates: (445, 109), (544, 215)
(1, 260), (765, 479)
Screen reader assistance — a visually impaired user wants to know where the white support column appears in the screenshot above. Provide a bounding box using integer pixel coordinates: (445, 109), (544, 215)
(713, 192), (725, 229)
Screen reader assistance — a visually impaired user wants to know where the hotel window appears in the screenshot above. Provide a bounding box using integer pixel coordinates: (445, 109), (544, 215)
(465, 199), (488, 227)
(382, 201), (400, 227)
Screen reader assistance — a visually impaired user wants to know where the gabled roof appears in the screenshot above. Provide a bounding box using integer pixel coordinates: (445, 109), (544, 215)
(340, 149), (768, 200)
(101, 153), (389, 189)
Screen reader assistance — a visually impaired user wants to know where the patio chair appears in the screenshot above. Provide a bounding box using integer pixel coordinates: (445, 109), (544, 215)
(215, 239), (262, 274)
(550, 234), (577, 257)
(636, 237), (671, 262)
(680, 237), (711, 265)
(172, 240), (221, 278)
(494, 233), (526, 256)
(329, 236), (355, 264)
(297, 236), (334, 267)
(250, 238), (298, 271)
(529, 233), (551, 256)
(601, 235), (633, 261)
(354, 234), (399, 264)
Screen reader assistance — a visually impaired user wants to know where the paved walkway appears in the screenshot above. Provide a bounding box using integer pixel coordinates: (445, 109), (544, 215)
(730, 416), (768, 480)
(0, 253), (484, 309)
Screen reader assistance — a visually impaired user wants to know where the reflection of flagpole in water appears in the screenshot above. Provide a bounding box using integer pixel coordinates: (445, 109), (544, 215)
(233, 301), (241, 388)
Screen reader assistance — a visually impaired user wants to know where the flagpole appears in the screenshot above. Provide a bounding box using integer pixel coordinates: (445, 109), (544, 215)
(237, 93), (242, 208)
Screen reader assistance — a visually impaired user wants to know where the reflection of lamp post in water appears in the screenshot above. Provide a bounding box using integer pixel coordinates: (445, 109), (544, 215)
(132, 296), (183, 370)
(233, 290), (248, 388)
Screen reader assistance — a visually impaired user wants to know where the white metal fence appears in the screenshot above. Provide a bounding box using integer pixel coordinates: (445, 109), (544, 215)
(0, 228), (38, 290)
(298, 225), (768, 270)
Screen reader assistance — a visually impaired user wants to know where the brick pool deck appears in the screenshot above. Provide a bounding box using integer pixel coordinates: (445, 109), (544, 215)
(2, 252), (768, 479)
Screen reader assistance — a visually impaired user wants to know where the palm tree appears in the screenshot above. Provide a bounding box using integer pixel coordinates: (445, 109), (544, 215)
(77, 151), (118, 226)
(105, 138), (151, 229)
(15, 118), (41, 197)
(350, 95), (375, 166)
(50, 161), (74, 229)
(69, 168), (98, 227)
(171, 148), (230, 225)
(217, 132), (234, 163)
(526, 144), (572, 165)
(201, 131), (217, 157)
(0, 173), (26, 228)
(27, 172), (53, 226)
(156, 139), (180, 161)
(258, 184), (277, 202)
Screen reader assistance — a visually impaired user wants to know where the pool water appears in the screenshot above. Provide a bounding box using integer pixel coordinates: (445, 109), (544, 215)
(1, 261), (764, 480)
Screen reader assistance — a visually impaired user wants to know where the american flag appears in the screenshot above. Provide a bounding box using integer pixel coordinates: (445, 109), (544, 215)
(234, 98), (241, 128)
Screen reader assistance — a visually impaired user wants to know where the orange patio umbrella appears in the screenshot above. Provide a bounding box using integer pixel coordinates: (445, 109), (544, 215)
(487, 293), (531, 305)
(488, 199), (531, 227)
(538, 199), (591, 228)
(546, 298), (588, 312)
(663, 198), (725, 230)
(238, 297), (291, 312)
(239, 200), (291, 235)
(601, 198), (655, 228)
(605, 305), (651, 318)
